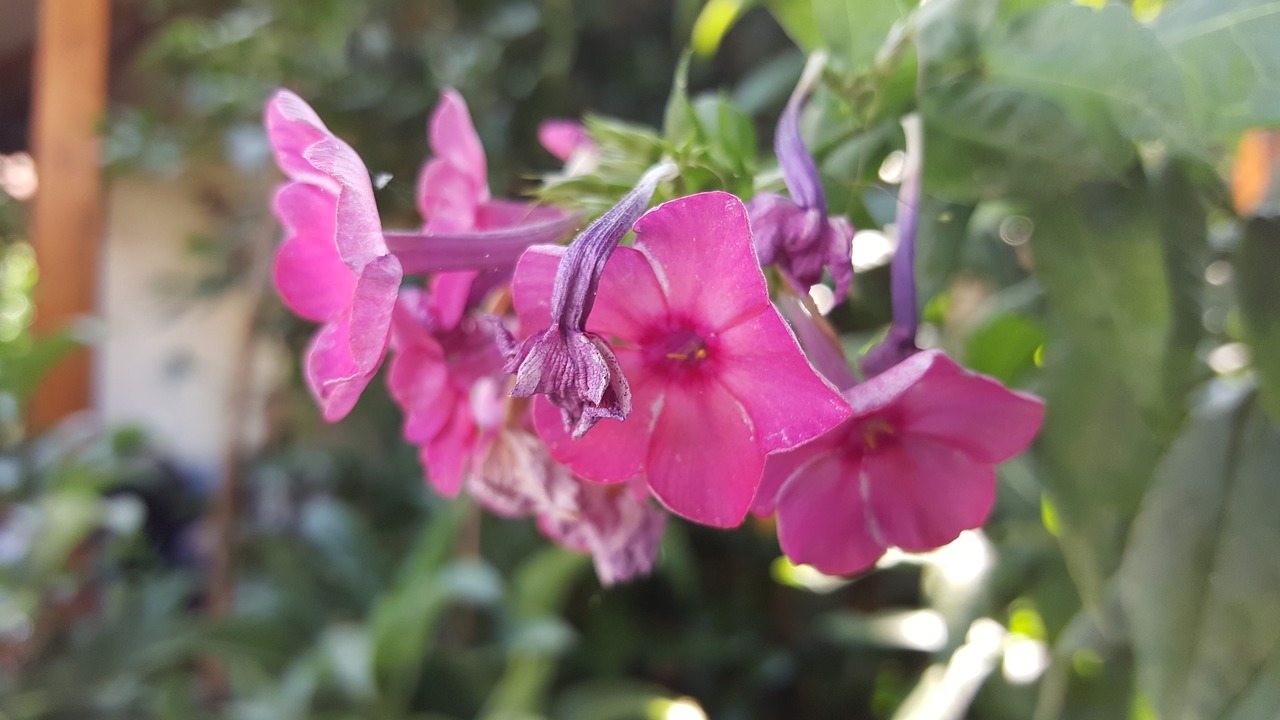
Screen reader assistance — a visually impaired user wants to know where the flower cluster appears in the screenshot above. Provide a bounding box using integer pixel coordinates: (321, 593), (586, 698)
(266, 73), (1043, 584)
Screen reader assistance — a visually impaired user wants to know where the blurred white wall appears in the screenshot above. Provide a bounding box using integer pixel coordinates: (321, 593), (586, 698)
(99, 174), (278, 484)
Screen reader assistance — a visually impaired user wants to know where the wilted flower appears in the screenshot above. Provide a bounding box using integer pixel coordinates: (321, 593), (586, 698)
(748, 54), (854, 301)
(498, 162), (674, 437)
(513, 191), (850, 527)
(266, 89), (403, 421)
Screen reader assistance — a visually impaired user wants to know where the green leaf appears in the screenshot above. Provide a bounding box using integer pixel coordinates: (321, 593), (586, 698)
(964, 312), (1045, 385)
(921, 80), (1126, 201)
(812, 0), (917, 71)
(763, 0), (823, 50)
(662, 52), (701, 149)
(1117, 392), (1280, 720)
(1028, 178), (1173, 411)
(1153, 0), (1280, 141)
(1235, 218), (1280, 421)
(984, 4), (1198, 154)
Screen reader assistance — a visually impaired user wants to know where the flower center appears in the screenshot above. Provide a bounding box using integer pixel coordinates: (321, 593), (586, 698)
(656, 328), (710, 368)
(860, 418), (896, 451)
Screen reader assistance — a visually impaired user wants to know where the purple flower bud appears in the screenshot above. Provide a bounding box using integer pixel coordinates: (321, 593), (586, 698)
(861, 114), (924, 378)
(747, 54), (855, 301)
(499, 162), (675, 438)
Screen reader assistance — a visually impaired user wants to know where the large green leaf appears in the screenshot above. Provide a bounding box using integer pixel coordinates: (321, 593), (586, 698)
(985, 3), (1198, 154)
(921, 80), (1125, 201)
(1029, 179), (1174, 411)
(1153, 0), (1280, 140)
(811, 0), (918, 72)
(1235, 218), (1280, 422)
(1117, 392), (1280, 720)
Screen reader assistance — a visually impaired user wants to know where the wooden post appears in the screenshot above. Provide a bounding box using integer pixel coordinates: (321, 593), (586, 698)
(28, 0), (111, 430)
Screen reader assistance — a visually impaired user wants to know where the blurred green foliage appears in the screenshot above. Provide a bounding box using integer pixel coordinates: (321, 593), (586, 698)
(4, 0), (1280, 718)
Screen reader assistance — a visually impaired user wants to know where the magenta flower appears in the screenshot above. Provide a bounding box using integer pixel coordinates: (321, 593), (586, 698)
(511, 191), (850, 527)
(747, 59), (854, 301)
(266, 89), (403, 421)
(417, 89), (571, 329)
(498, 162), (674, 437)
(752, 350), (1044, 574)
(387, 286), (506, 496)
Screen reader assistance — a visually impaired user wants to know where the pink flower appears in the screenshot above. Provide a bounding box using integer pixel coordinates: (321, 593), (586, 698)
(417, 89), (569, 330)
(538, 119), (596, 163)
(266, 89), (403, 421)
(751, 350), (1044, 575)
(511, 191), (850, 527)
(387, 286), (506, 497)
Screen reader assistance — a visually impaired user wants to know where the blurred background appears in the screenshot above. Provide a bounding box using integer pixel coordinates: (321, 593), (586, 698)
(2, 0), (1279, 718)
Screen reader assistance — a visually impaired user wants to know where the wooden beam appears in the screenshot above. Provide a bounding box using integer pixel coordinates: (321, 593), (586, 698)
(28, 0), (111, 431)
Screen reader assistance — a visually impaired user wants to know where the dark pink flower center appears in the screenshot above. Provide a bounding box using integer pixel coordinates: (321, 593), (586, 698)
(655, 328), (710, 368)
(855, 415), (896, 448)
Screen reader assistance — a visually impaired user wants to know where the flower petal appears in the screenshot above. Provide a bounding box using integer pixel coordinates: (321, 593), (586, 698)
(752, 425), (847, 517)
(632, 191), (771, 332)
(894, 351), (1045, 463)
(303, 137), (388, 270)
(538, 119), (592, 162)
(303, 317), (374, 422)
(533, 348), (656, 483)
(264, 89), (336, 188)
(863, 435), (996, 552)
(646, 378), (763, 527)
(421, 408), (474, 497)
(272, 182), (354, 322)
(775, 452), (885, 575)
(347, 254), (401, 374)
(427, 89), (488, 199)
(715, 309), (850, 453)
(511, 245), (563, 337)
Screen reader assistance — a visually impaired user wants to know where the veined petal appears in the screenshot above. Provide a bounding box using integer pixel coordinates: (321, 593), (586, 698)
(632, 192), (771, 332)
(418, 160), (483, 233)
(646, 378), (763, 528)
(304, 137), (388, 270)
(894, 351), (1045, 463)
(347, 254), (401, 374)
(272, 182), (354, 322)
(863, 435), (996, 552)
(715, 309), (850, 452)
(775, 452), (885, 575)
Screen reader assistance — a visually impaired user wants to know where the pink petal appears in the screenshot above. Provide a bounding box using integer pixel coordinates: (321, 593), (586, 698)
(272, 182), (354, 322)
(587, 246), (669, 341)
(775, 452), (886, 575)
(511, 245), (562, 336)
(646, 378), (763, 528)
(264, 89), (336, 188)
(428, 89), (488, 197)
(863, 435), (996, 552)
(538, 119), (592, 161)
(427, 271), (478, 330)
(303, 138), (388, 269)
(511, 244), (668, 344)
(304, 317), (374, 422)
(893, 351), (1045, 464)
(475, 199), (565, 230)
(631, 192), (771, 332)
(715, 309), (850, 453)
(418, 160), (483, 233)
(386, 337), (452, 444)
(421, 408), (474, 497)
(347, 254), (401, 374)
(752, 426), (848, 517)
(533, 348), (657, 483)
